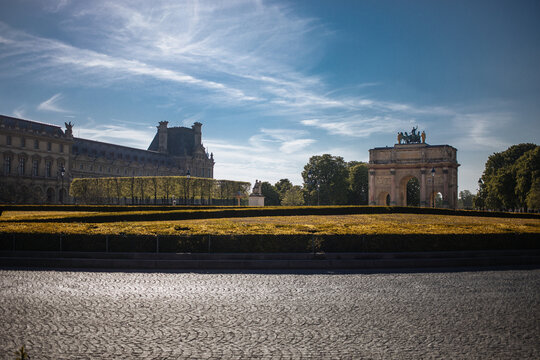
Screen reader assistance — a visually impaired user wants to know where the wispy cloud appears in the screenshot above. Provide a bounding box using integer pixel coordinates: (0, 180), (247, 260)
(206, 127), (318, 184)
(37, 93), (70, 113)
(76, 124), (154, 149)
(301, 115), (414, 138)
(12, 106), (26, 118)
(450, 113), (512, 150)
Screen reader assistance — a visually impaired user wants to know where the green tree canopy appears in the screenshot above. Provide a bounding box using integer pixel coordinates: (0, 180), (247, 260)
(302, 154), (349, 205)
(406, 177), (420, 207)
(274, 178), (293, 202)
(261, 181), (280, 206)
(281, 185), (305, 206)
(458, 190), (474, 209)
(477, 143), (539, 211)
(347, 163), (369, 205)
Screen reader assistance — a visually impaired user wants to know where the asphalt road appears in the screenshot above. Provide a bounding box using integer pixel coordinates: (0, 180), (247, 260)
(1, 269), (539, 359)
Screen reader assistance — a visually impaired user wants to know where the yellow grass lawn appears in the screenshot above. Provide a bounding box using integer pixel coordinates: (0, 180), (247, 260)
(1, 211), (539, 236)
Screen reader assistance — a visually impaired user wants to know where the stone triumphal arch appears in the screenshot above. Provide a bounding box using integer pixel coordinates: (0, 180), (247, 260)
(368, 130), (459, 208)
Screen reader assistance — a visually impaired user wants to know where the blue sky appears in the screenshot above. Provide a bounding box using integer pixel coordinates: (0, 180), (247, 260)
(1, 0), (539, 192)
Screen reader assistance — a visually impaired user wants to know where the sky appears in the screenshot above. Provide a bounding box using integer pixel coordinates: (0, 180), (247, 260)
(1, 0), (539, 192)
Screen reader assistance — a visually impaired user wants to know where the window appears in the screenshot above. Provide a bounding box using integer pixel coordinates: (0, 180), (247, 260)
(46, 161), (52, 177)
(34, 139), (39, 149)
(32, 159), (39, 176)
(99, 166), (102, 172)
(6, 135), (11, 146)
(80, 164), (84, 170)
(4, 155), (11, 174)
(18, 157), (26, 175)
(60, 144), (64, 153)
(21, 137), (26, 148)
(47, 142), (52, 151)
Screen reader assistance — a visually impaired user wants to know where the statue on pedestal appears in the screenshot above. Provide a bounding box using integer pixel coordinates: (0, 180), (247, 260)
(397, 127), (424, 144)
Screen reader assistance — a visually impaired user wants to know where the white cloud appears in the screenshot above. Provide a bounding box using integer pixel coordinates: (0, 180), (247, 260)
(37, 93), (70, 113)
(450, 113), (512, 150)
(76, 124), (154, 149)
(301, 116), (413, 138)
(12, 106), (26, 118)
(206, 127), (319, 184)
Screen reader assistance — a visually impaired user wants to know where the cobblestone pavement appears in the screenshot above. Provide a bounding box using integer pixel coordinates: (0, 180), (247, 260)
(1, 269), (539, 359)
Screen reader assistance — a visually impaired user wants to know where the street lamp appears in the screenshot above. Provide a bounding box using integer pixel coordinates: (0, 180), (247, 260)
(186, 169), (191, 205)
(60, 164), (66, 204)
(431, 167), (435, 208)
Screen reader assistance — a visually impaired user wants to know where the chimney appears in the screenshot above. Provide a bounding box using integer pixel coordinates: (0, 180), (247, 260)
(157, 121), (168, 153)
(192, 122), (202, 147)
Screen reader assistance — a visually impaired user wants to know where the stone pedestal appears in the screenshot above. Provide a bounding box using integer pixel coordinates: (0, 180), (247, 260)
(248, 195), (265, 207)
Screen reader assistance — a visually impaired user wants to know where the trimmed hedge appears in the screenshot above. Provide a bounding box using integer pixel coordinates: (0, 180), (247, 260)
(5, 205), (539, 224)
(2, 232), (538, 253)
(0, 204), (232, 213)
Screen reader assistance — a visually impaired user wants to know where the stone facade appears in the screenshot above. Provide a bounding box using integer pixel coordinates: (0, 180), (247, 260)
(368, 143), (459, 208)
(0, 115), (72, 204)
(0, 114), (214, 204)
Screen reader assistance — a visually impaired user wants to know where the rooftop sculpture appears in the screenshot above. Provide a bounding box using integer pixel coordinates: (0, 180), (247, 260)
(397, 127), (426, 144)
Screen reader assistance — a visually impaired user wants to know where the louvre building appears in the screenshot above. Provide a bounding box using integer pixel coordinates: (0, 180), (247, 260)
(0, 115), (214, 204)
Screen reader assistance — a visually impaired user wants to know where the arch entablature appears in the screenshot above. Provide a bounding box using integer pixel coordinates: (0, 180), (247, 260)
(368, 143), (459, 208)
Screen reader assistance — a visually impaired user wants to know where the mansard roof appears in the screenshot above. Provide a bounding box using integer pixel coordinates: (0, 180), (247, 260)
(73, 138), (173, 166)
(147, 126), (195, 156)
(0, 114), (65, 137)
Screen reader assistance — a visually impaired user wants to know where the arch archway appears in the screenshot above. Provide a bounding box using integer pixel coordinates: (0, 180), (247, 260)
(46, 188), (55, 204)
(33, 186), (44, 204)
(377, 192), (390, 206)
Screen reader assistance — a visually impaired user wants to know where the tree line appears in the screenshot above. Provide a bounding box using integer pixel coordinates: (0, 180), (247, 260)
(261, 154), (369, 206)
(263, 144), (539, 212)
(69, 176), (251, 205)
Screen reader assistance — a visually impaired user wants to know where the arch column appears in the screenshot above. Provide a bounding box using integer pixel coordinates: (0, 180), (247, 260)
(390, 169), (397, 205)
(369, 170), (376, 205)
(443, 168), (449, 207)
(420, 168), (427, 207)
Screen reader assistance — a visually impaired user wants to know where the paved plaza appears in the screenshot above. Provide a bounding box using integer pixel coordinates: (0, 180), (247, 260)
(1, 269), (539, 359)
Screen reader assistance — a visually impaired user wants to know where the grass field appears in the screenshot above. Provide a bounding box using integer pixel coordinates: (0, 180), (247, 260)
(1, 211), (539, 236)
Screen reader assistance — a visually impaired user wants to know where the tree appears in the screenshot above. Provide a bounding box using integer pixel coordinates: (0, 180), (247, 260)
(458, 190), (474, 209)
(477, 143), (539, 211)
(281, 186), (305, 206)
(514, 146), (540, 211)
(302, 154), (349, 205)
(274, 179), (293, 202)
(347, 163), (369, 205)
(261, 181), (280, 206)
(526, 178), (540, 210)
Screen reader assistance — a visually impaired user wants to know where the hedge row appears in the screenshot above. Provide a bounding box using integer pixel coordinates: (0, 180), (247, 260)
(1, 232), (538, 253)
(6, 205), (539, 224)
(0, 204), (232, 213)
